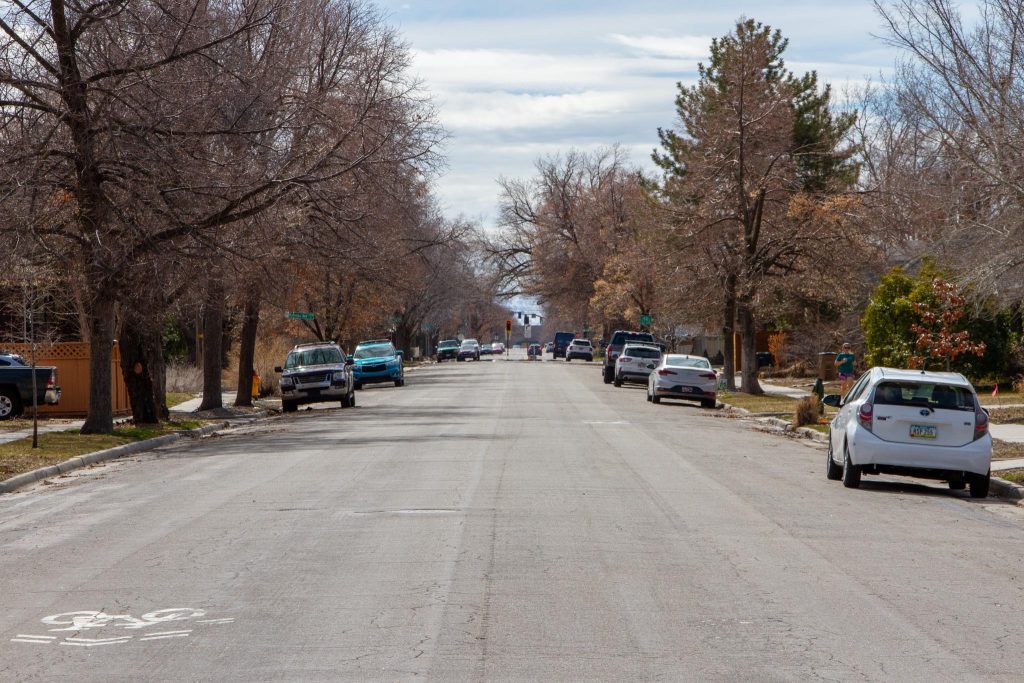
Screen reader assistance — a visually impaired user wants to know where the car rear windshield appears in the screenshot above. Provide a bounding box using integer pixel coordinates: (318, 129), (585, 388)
(666, 356), (711, 369)
(461, 340), (477, 347)
(623, 346), (660, 359)
(438, 340), (459, 349)
(285, 347), (344, 368)
(572, 339), (591, 346)
(872, 381), (975, 411)
(611, 331), (655, 345)
(354, 344), (394, 360)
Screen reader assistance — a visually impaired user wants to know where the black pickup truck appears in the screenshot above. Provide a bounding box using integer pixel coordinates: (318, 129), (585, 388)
(0, 353), (61, 420)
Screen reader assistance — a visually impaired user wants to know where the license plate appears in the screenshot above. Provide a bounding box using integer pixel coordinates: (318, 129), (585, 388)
(676, 386), (694, 393)
(910, 424), (937, 439)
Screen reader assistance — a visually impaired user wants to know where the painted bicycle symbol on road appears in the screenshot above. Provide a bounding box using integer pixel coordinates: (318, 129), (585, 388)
(42, 608), (206, 631)
(9, 608), (234, 647)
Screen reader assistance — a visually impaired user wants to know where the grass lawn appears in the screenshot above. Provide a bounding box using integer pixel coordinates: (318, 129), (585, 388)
(993, 439), (1024, 461)
(979, 391), (1024, 406)
(0, 419), (206, 482)
(719, 391), (799, 414)
(997, 468), (1024, 485)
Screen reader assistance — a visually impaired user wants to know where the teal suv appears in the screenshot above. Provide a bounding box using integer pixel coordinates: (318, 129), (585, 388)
(350, 339), (404, 389)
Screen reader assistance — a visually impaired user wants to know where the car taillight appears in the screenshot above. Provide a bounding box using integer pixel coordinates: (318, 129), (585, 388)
(858, 402), (873, 431)
(606, 346), (613, 360)
(700, 373), (716, 380)
(974, 407), (989, 440)
(657, 368), (673, 376)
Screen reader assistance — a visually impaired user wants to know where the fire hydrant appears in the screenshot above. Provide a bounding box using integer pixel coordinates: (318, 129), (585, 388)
(251, 370), (261, 400)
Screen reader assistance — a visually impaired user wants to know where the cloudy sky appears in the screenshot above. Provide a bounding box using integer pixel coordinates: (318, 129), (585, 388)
(376, 1), (899, 228)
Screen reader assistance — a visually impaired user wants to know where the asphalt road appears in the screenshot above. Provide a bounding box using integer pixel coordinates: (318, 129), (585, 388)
(3, 353), (1024, 681)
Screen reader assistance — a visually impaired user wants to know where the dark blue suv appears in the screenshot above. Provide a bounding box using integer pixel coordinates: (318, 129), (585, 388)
(351, 340), (404, 389)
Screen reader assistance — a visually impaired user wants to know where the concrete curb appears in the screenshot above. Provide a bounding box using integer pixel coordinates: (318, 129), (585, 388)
(0, 421), (229, 495)
(989, 475), (1024, 502)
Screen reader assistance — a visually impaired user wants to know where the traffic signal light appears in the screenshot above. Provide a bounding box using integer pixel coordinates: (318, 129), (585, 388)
(505, 319), (512, 333)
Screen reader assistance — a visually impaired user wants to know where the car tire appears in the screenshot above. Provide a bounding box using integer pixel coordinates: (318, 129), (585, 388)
(968, 471), (990, 498)
(825, 436), (843, 480)
(0, 388), (22, 420)
(646, 388), (653, 402)
(613, 374), (623, 388)
(282, 400), (298, 414)
(947, 477), (966, 490)
(603, 367), (613, 384)
(701, 399), (716, 409)
(457, 357), (464, 362)
(395, 378), (404, 387)
(354, 382), (362, 390)
(565, 356), (571, 362)
(841, 443), (861, 488)
(341, 388), (354, 408)
(652, 394), (661, 404)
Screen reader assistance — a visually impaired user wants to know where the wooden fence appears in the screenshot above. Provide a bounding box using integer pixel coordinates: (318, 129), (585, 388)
(2, 342), (131, 417)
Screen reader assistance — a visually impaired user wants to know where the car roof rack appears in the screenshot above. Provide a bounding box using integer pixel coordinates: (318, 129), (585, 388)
(293, 341), (337, 349)
(361, 339), (392, 345)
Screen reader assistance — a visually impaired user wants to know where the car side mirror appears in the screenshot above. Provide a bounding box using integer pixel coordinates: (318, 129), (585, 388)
(822, 394), (841, 408)
(396, 349), (404, 357)
(345, 358), (354, 366)
(274, 366), (283, 373)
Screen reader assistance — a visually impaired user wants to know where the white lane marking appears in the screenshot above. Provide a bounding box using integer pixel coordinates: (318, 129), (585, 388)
(582, 420), (629, 425)
(15, 634), (55, 640)
(144, 630), (191, 636)
(61, 636), (132, 647)
(139, 633), (190, 641)
(11, 638), (54, 644)
(196, 618), (234, 624)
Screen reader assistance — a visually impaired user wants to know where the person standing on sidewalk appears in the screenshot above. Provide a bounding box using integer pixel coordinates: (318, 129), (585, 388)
(835, 343), (856, 396)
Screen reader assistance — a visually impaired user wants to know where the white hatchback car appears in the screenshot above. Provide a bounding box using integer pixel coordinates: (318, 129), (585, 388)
(614, 343), (662, 386)
(824, 368), (991, 497)
(647, 354), (718, 408)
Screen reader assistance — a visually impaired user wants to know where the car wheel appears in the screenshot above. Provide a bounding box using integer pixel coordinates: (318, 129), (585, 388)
(603, 368), (613, 384)
(825, 435), (843, 480)
(700, 399), (716, 409)
(0, 388), (22, 420)
(394, 378), (404, 387)
(968, 471), (990, 498)
(841, 442), (861, 488)
(613, 374), (623, 388)
(948, 477), (966, 490)
(282, 400), (298, 414)
(646, 387), (653, 402)
(457, 357), (464, 362)
(354, 382), (362, 390)
(565, 356), (571, 362)
(652, 394), (661, 404)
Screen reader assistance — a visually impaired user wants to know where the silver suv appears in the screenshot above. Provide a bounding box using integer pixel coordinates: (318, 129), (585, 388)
(275, 342), (355, 413)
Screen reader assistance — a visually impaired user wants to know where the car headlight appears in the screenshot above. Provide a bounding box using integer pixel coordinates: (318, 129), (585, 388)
(333, 371), (347, 382)
(280, 376), (294, 386)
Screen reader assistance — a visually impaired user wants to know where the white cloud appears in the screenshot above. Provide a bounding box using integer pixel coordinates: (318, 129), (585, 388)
(608, 33), (712, 59)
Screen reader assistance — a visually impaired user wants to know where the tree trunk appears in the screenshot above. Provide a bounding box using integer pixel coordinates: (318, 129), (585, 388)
(150, 331), (169, 421)
(738, 297), (763, 395)
(119, 316), (160, 424)
(722, 273), (737, 391)
(234, 287), (261, 407)
(198, 270), (225, 411)
(81, 294), (116, 434)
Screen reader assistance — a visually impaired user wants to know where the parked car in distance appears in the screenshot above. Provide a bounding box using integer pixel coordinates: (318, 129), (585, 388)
(552, 332), (575, 359)
(527, 343), (542, 359)
(614, 344), (662, 387)
(491, 342), (505, 355)
(458, 339), (481, 361)
(0, 353), (61, 420)
(544, 342), (554, 353)
(436, 339), (460, 362)
(823, 368), (991, 497)
(479, 344), (493, 356)
(275, 342), (355, 413)
(647, 354), (717, 408)
(351, 339), (404, 388)
(603, 330), (657, 383)
(565, 339), (594, 362)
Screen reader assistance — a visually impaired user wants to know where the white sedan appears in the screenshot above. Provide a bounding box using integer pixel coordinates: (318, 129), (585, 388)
(824, 367), (991, 497)
(614, 343), (662, 386)
(647, 354), (718, 408)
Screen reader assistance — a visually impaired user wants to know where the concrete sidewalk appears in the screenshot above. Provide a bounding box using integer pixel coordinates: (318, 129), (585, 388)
(0, 421), (84, 446)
